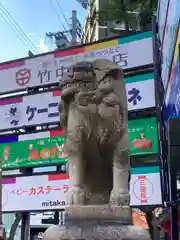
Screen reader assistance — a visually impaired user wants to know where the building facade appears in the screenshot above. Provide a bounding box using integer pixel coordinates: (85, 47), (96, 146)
(83, 0), (123, 43)
(83, 0), (139, 44)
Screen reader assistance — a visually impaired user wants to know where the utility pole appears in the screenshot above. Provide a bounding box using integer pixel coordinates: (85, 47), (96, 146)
(46, 31), (70, 49)
(71, 10), (77, 45)
(45, 9), (80, 49)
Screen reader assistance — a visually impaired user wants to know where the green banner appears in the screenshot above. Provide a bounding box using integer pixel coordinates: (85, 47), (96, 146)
(128, 117), (159, 155)
(0, 117), (158, 170)
(0, 136), (68, 170)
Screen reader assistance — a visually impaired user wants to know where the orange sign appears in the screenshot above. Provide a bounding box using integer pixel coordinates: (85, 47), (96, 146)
(132, 211), (148, 229)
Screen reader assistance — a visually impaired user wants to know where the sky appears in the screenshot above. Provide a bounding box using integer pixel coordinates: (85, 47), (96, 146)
(0, 0), (86, 63)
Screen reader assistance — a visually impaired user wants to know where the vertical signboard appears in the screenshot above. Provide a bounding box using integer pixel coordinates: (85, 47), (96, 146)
(130, 166), (162, 206)
(161, 1), (180, 89)
(157, 0), (169, 43)
(128, 117), (159, 155)
(126, 73), (155, 111)
(163, 26), (180, 124)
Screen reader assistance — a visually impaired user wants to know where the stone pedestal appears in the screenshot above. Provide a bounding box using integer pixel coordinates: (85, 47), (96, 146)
(43, 205), (151, 240)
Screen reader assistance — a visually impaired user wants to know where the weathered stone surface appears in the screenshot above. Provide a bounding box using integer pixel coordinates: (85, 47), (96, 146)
(65, 205), (132, 223)
(43, 224), (151, 240)
(59, 59), (130, 206)
(43, 60), (151, 240)
(43, 205), (151, 240)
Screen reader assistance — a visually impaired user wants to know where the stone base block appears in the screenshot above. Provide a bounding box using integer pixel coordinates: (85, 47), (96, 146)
(43, 225), (150, 240)
(65, 205), (132, 223)
(43, 205), (151, 240)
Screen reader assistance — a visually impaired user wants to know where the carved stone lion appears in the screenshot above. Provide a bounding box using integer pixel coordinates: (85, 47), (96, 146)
(59, 59), (130, 206)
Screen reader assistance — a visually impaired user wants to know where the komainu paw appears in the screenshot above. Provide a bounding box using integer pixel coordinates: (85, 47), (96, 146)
(67, 186), (86, 205)
(110, 189), (130, 206)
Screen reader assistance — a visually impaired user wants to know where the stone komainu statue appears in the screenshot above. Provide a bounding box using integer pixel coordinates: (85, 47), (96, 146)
(59, 59), (130, 206)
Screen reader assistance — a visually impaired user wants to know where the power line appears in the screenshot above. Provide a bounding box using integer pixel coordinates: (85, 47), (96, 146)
(0, 2), (39, 53)
(0, 10), (38, 53)
(0, 2), (39, 54)
(56, 0), (70, 28)
(48, 0), (71, 41)
(0, 11), (34, 52)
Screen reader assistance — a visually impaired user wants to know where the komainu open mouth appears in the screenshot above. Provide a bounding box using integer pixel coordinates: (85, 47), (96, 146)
(59, 61), (96, 100)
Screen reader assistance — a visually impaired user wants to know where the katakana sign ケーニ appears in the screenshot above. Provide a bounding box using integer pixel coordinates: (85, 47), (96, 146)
(128, 117), (159, 155)
(0, 90), (60, 131)
(0, 73), (154, 132)
(130, 166), (162, 206)
(0, 130), (67, 170)
(0, 32), (153, 94)
(125, 73), (155, 111)
(2, 173), (70, 212)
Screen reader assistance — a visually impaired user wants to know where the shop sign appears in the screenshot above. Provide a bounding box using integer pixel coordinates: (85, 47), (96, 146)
(130, 166), (162, 206)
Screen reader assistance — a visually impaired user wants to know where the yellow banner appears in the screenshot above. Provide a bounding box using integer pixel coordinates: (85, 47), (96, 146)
(85, 39), (118, 51)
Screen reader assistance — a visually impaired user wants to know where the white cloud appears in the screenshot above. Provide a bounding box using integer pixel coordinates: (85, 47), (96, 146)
(27, 32), (37, 37)
(37, 37), (50, 52)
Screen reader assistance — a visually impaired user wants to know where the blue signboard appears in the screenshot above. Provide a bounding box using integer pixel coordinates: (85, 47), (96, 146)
(156, 0), (169, 43)
(160, 0), (180, 89)
(163, 31), (180, 125)
(163, 58), (180, 125)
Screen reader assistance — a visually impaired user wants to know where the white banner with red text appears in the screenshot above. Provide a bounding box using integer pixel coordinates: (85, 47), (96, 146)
(2, 173), (70, 212)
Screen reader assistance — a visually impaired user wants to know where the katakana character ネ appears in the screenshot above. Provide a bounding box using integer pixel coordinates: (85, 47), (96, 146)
(29, 187), (36, 195)
(37, 186), (44, 195)
(45, 185), (53, 194)
(26, 106), (37, 121)
(128, 88), (142, 106)
(63, 184), (69, 193)
(37, 69), (52, 83)
(48, 102), (59, 118)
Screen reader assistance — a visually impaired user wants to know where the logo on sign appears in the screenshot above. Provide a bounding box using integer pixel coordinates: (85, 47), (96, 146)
(5, 105), (21, 126)
(16, 68), (31, 86)
(133, 176), (154, 204)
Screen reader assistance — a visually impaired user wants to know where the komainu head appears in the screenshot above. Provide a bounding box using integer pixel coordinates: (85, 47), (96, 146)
(59, 61), (96, 102)
(59, 59), (125, 99)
